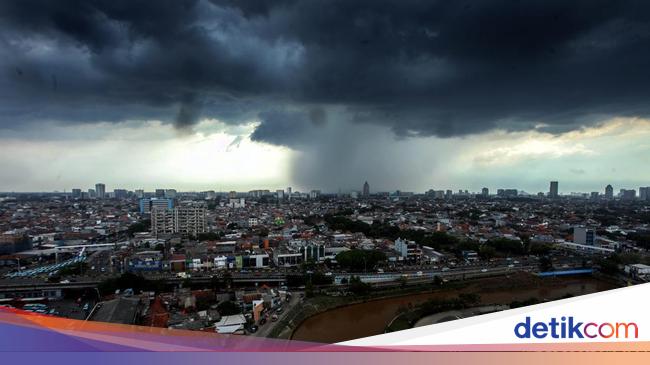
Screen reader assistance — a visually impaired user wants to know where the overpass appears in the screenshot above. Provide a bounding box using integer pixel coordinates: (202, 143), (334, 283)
(0, 264), (578, 299)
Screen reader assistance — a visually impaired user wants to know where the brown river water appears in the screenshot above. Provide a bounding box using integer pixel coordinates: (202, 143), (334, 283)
(291, 274), (618, 343)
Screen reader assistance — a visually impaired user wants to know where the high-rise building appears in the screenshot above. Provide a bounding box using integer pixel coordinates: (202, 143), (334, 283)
(164, 189), (177, 199)
(362, 181), (370, 197)
(549, 181), (559, 198)
(573, 226), (596, 246)
(134, 189), (145, 199)
(276, 189), (285, 200)
(140, 198), (174, 214)
(71, 188), (82, 199)
(95, 183), (106, 199)
(621, 189), (636, 200)
(88, 189), (96, 198)
(639, 187), (650, 201)
(151, 202), (206, 237)
(605, 184), (614, 199)
(310, 190), (321, 199)
(155, 189), (165, 198)
(113, 189), (128, 199)
(481, 187), (489, 197)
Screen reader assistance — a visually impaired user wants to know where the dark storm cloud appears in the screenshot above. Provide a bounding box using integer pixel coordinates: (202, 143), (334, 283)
(3, 0), (650, 139)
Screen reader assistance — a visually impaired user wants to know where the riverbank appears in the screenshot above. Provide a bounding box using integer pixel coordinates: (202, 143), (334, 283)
(268, 279), (470, 339)
(290, 272), (618, 343)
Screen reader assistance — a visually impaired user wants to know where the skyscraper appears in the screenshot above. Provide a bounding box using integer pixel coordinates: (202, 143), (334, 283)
(481, 187), (489, 197)
(363, 181), (370, 197)
(95, 183), (106, 199)
(549, 181), (559, 198)
(605, 184), (614, 199)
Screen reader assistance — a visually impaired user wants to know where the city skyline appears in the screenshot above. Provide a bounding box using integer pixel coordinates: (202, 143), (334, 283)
(4, 180), (650, 198)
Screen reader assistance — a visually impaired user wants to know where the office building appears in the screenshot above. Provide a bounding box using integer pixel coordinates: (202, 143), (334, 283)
(140, 198), (174, 214)
(155, 189), (165, 198)
(573, 226), (596, 246)
(71, 188), (82, 199)
(276, 189), (285, 199)
(165, 189), (177, 199)
(497, 189), (518, 198)
(95, 183), (106, 199)
(481, 187), (489, 197)
(549, 181), (559, 198)
(134, 189), (145, 199)
(363, 181), (370, 197)
(113, 189), (128, 199)
(620, 189), (636, 200)
(394, 238), (422, 261)
(605, 184), (614, 199)
(639, 187), (650, 201)
(310, 190), (321, 199)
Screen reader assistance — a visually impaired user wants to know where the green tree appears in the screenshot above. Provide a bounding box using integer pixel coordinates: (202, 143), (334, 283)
(217, 301), (241, 315)
(539, 256), (553, 272)
(348, 275), (371, 296)
(336, 249), (387, 272)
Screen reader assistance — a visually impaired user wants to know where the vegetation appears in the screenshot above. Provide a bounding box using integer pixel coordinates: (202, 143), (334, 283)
(386, 293), (483, 333)
(216, 301), (241, 315)
(127, 219), (151, 236)
(348, 275), (372, 295)
(539, 256), (554, 272)
(335, 249), (386, 272)
(509, 297), (540, 308)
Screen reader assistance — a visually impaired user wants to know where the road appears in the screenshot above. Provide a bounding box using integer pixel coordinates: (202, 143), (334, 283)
(252, 291), (302, 338)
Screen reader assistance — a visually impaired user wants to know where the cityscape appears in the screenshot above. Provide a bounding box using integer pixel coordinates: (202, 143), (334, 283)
(1, 180), (649, 341)
(2, 1), (650, 357)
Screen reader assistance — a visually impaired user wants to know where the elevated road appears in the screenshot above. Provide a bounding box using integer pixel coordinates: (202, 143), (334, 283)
(0, 263), (557, 297)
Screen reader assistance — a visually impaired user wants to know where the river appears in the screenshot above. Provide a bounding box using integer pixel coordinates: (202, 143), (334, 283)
(291, 274), (617, 343)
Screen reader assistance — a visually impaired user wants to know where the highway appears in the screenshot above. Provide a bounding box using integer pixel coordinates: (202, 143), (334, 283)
(0, 261), (575, 297)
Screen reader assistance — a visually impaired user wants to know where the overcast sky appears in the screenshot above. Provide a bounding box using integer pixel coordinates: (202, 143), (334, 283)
(1, 0), (650, 193)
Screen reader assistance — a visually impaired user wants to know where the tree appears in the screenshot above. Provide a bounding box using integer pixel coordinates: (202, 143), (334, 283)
(478, 245), (497, 260)
(432, 275), (443, 287)
(336, 249), (386, 272)
(539, 256), (553, 272)
(127, 219), (151, 236)
(217, 301), (241, 315)
(397, 275), (408, 289)
(348, 275), (371, 296)
(305, 280), (314, 298)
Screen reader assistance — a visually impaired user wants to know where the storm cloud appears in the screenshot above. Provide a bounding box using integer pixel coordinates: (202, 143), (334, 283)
(3, 0), (650, 190)
(3, 0), (650, 134)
